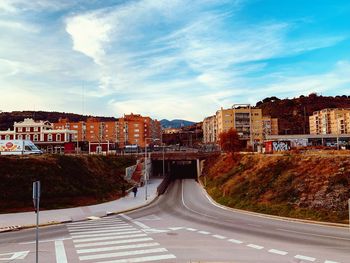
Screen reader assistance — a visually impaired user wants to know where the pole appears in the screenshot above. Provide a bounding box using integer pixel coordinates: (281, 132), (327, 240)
(145, 144), (147, 200)
(162, 144), (165, 177)
(348, 199), (350, 232)
(36, 197), (39, 263)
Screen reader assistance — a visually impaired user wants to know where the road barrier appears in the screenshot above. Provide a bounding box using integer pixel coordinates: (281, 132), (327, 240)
(157, 175), (172, 195)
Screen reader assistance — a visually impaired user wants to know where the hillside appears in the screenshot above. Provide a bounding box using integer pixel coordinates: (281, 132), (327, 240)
(202, 152), (350, 223)
(0, 155), (135, 213)
(160, 119), (195, 128)
(0, 111), (117, 131)
(257, 94), (350, 134)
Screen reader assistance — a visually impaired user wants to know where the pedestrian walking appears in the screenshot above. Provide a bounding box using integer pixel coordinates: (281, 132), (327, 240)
(132, 185), (138, 197)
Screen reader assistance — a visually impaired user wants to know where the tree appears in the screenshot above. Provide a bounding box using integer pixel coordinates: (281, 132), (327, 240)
(218, 128), (242, 153)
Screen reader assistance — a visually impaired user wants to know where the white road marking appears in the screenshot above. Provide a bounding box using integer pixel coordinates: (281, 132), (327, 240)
(79, 247), (168, 261)
(77, 242), (160, 254)
(247, 244), (264, 250)
(186, 228), (197, 231)
(20, 238), (72, 245)
(119, 214), (133, 221)
(119, 214), (151, 229)
(198, 231), (210, 235)
(228, 239), (243, 244)
(136, 215), (162, 221)
(74, 238), (154, 248)
(277, 228), (350, 242)
(69, 226), (134, 233)
(68, 224), (130, 231)
(268, 249), (288, 256)
(294, 255), (316, 262)
(68, 220), (124, 226)
(212, 234), (226, 239)
(181, 181), (218, 219)
(133, 221), (151, 229)
(143, 229), (169, 233)
(0, 251), (29, 260)
(68, 222), (128, 229)
(94, 254), (176, 263)
(71, 229), (137, 238)
(168, 227), (183, 231)
(55, 240), (68, 263)
(324, 260), (339, 263)
(73, 233), (148, 243)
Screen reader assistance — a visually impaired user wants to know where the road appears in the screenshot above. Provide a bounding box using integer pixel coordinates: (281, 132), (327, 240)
(0, 179), (349, 262)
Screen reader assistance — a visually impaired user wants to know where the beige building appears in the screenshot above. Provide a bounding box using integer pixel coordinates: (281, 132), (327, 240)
(203, 115), (217, 143)
(203, 104), (278, 145)
(309, 108), (350, 135)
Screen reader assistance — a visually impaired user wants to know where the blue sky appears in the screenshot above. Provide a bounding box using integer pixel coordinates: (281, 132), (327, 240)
(0, 0), (349, 121)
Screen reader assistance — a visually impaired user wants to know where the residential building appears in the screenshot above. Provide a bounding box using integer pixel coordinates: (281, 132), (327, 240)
(0, 118), (77, 153)
(203, 115), (217, 144)
(203, 105), (278, 146)
(116, 113), (161, 148)
(309, 108), (350, 135)
(54, 118), (86, 141)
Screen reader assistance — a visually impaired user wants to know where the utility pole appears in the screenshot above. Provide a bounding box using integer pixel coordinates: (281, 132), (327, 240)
(33, 181), (40, 263)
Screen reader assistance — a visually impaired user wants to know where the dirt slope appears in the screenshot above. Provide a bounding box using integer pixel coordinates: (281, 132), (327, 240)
(202, 152), (350, 223)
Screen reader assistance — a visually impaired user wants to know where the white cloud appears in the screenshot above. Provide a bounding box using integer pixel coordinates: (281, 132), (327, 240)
(66, 13), (112, 65)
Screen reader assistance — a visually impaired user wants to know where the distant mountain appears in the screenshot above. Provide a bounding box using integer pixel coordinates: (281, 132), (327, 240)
(257, 94), (350, 134)
(160, 119), (195, 129)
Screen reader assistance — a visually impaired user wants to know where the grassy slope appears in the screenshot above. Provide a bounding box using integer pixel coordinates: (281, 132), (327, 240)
(0, 155), (135, 212)
(202, 152), (350, 223)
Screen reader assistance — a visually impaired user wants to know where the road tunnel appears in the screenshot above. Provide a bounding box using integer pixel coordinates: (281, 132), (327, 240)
(152, 159), (198, 180)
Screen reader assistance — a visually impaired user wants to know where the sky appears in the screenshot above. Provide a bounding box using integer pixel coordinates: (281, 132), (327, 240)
(0, 0), (349, 122)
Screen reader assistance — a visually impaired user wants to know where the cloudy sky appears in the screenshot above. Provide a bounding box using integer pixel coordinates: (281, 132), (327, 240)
(0, 0), (349, 121)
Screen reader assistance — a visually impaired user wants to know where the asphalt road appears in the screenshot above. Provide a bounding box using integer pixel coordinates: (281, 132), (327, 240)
(1, 179), (349, 262)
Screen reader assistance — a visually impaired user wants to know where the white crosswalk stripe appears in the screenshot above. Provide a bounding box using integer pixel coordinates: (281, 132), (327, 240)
(68, 216), (176, 262)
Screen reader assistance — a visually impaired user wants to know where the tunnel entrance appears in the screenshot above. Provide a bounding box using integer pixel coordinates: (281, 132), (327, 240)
(152, 159), (198, 180)
(169, 160), (197, 180)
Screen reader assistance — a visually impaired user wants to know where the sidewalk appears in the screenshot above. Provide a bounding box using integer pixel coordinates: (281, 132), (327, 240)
(0, 178), (162, 229)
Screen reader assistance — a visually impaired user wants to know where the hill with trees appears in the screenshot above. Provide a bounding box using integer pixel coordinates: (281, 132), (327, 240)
(0, 111), (117, 131)
(256, 94), (350, 134)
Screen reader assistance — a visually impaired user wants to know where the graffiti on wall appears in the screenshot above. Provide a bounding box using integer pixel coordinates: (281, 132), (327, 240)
(272, 141), (291, 152)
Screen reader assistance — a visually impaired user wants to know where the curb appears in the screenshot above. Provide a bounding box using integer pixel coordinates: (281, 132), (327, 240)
(198, 178), (348, 229)
(0, 192), (161, 232)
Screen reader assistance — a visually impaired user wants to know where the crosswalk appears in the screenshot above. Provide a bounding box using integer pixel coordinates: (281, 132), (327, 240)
(67, 217), (176, 263)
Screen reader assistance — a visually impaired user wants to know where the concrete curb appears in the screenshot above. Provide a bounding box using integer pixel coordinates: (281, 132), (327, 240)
(198, 178), (348, 229)
(1, 193), (161, 232)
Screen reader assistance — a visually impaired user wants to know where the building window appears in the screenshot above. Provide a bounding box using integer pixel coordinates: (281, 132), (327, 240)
(57, 134), (61, 141)
(34, 134), (39, 141)
(5, 135), (10, 140)
(73, 125), (78, 128)
(134, 124), (139, 127)
(134, 134), (139, 137)
(18, 135), (23, 140)
(48, 134), (53, 142)
(90, 125), (94, 128)
(90, 131), (94, 134)
(34, 127), (38, 132)
(26, 134), (30, 140)
(18, 127), (22, 132)
(134, 129), (139, 132)
(26, 127), (30, 132)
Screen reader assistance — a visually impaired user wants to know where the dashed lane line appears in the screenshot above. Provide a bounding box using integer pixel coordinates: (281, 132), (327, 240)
(198, 231), (210, 235)
(186, 228), (197, 231)
(227, 239), (243, 244)
(268, 249), (288, 256)
(294, 254), (316, 262)
(212, 234), (226, 239)
(247, 244), (264, 250)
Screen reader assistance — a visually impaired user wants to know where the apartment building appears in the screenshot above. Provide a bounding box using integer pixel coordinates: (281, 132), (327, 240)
(54, 114), (161, 148)
(309, 108), (350, 135)
(203, 115), (217, 144)
(203, 105), (278, 145)
(116, 113), (161, 148)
